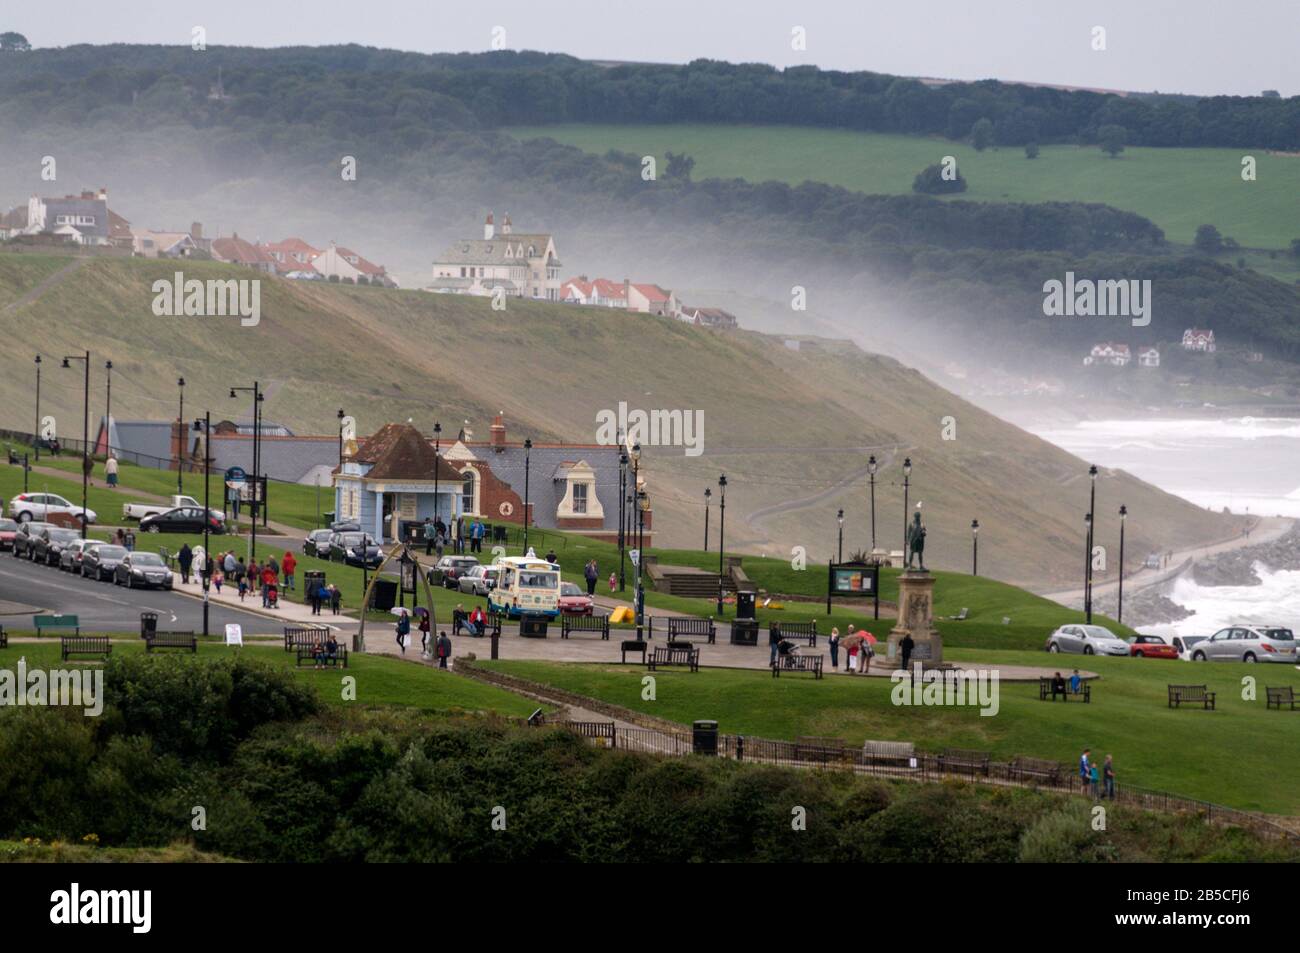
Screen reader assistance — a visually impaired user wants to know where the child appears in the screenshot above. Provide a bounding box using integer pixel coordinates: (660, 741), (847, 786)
(1089, 762), (1101, 800)
(213, 568), (224, 594)
(608, 572), (616, 592)
(238, 574), (248, 601)
(847, 640), (859, 673)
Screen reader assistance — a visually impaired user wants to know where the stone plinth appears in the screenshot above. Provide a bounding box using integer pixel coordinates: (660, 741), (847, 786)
(879, 571), (944, 670)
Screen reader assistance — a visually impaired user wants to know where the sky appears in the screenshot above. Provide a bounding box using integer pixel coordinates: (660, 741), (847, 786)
(7, 0), (1299, 97)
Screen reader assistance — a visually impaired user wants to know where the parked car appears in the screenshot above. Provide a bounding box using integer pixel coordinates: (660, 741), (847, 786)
(1044, 624), (1131, 656)
(456, 564), (501, 597)
(1191, 625), (1298, 664)
(82, 542), (127, 581)
(7, 492), (96, 525)
(33, 527), (81, 566)
(114, 551), (174, 590)
(304, 528), (334, 557)
(59, 537), (97, 572)
(329, 531), (383, 568)
(1128, 634), (1178, 659)
(123, 494), (222, 523)
(0, 517), (17, 551)
(1171, 635), (1206, 661)
(427, 555), (479, 588)
(559, 581), (595, 615)
(11, 520), (54, 559)
(139, 506), (225, 535)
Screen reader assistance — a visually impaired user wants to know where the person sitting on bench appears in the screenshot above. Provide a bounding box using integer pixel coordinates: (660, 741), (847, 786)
(324, 635), (339, 665)
(452, 604), (471, 636)
(468, 605), (486, 636)
(1051, 671), (1067, 700)
(312, 640), (327, 670)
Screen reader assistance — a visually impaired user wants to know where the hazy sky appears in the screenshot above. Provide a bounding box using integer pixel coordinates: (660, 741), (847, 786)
(9, 0), (1299, 97)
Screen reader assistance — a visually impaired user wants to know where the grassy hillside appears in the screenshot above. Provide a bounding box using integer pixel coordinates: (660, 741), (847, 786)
(0, 253), (1239, 589)
(507, 124), (1300, 254)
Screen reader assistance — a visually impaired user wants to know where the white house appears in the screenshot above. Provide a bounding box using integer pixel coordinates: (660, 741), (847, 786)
(1182, 328), (1216, 352)
(1137, 346), (1160, 367)
(431, 213), (562, 300)
(1084, 342), (1131, 367)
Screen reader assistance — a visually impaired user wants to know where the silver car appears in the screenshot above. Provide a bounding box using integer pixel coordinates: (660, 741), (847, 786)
(1045, 624), (1131, 656)
(1191, 625), (1298, 664)
(457, 564), (501, 597)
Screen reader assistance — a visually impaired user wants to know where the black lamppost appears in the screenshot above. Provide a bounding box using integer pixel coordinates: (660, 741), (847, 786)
(902, 457), (912, 562)
(1083, 512), (1093, 623)
(336, 409), (345, 467)
(60, 351), (90, 540)
(230, 382), (263, 558)
(103, 360), (113, 455)
(716, 473), (727, 616)
(194, 414), (212, 638)
(837, 508), (844, 562)
(704, 487), (712, 552)
(636, 486), (647, 626)
(1086, 464), (1098, 621)
(971, 519), (980, 576)
(867, 454), (877, 552)
(1118, 504), (1128, 625)
(33, 355), (41, 461)
(630, 442), (642, 620)
(433, 421), (442, 544)
(176, 377), (185, 493)
(618, 446), (628, 590)
(522, 438), (532, 552)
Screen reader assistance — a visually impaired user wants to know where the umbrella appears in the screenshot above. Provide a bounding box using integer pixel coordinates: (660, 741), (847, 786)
(840, 633), (866, 650)
(412, 606), (430, 617)
(862, 632), (878, 645)
(389, 607), (410, 617)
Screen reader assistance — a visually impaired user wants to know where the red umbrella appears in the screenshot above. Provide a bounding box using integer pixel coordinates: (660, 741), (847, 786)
(862, 632), (878, 644)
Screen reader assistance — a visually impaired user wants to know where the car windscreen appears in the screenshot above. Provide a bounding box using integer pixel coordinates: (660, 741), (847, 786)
(96, 546), (126, 558)
(132, 553), (165, 567)
(1080, 626), (1115, 638)
(561, 582), (583, 596)
(0, 520), (16, 531)
(518, 571), (558, 589)
(341, 534), (366, 546)
(49, 530), (80, 542)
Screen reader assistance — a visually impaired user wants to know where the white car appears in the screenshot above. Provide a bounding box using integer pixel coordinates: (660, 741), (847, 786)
(7, 492), (97, 525)
(1045, 624), (1131, 656)
(1171, 635), (1206, 661)
(1191, 626), (1298, 664)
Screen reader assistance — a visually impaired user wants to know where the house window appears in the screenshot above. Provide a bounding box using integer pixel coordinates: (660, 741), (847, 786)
(460, 469), (477, 514)
(573, 483), (588, 514)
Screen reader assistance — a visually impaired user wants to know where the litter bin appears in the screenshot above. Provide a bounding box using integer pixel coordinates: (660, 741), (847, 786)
(520, 618), (549, 638)
(730, 619), (759, 646)
(735, 590), (757, 621)
(140, 611), (158, 640)
(370, 577), (398, 612)
(693, 720), (719, 756)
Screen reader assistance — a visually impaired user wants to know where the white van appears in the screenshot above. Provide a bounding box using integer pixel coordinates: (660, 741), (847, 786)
(488, 552), (561, 620)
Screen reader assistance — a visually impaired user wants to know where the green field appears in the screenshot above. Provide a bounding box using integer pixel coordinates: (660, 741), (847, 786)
(484, 651), (1300, 814)
(506, 123), (1300, 252)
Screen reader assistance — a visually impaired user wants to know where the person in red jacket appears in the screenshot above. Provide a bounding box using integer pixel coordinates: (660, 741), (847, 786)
(261, 564), (278, 608)
(281, 550), (297, 591)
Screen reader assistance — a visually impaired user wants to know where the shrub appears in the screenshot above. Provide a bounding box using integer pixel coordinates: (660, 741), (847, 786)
(912, 163), (967, 195)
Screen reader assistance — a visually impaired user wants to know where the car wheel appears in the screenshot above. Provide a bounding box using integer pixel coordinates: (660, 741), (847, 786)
(1193, 650), (1207, 661)
(1083, 646), (1094, 655)
(1243, 652), (1256, 663)
(17, 512), (30, 522)
(1048, 642), (1060, 653)
(1134, 650), (1143, 658)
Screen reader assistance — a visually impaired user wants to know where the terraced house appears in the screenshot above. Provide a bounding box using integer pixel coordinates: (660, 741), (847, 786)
(429, 212), (562, 299)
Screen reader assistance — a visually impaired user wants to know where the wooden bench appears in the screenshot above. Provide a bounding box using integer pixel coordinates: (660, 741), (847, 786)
(145, 631), (197, 653)
(620, 639), (648, 663)
(648, 645), (699, 672)
(772, 653), (824, 678)
(1012, 756), (1066, 785)
(1266, 686), (1298, 711)
(561, 613), (610, 640)
(794, 735), (849, 765)
(35, 614), (80, 637)
(667, 617), (716, 645)
(295, 643), (349, 668)
(284, 625), (332, 652)
(1169, 684), (1216, 710)
(770, 620), (817, 646)
(939, 748), (991, 776)
(1038, 677), (1091, 703)
(862, 740), (916, 767)
(61, 635), (112, 661)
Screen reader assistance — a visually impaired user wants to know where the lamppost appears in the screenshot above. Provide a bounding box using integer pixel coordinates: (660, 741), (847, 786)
(971, 519), (979, 576)
(176, 377), (185, 493)
(230, 382), (263, 558)
(1083, 512), (1093, 623)
(32, 355), (41, 461)
(715, 474), (727, 616)
(837, 508), (844, 562)
(337, 409), (345, 467)
(636, 486), (647, 626)
(103, 360), (113, 455)
(60, 351), (90, 540)
(867, 454), (877, 553)
(1118, 504), (1128, 625)
(618, 446), (628, 590)
(630, 442), (642, 621)
(433, 421), (442, 546)
(522, 438), (532, 552)
(704, 487), (712, 552)
(193, 413), (212, 638)
(1086, 464), (1098, 621)
(902, 457), (912, 562)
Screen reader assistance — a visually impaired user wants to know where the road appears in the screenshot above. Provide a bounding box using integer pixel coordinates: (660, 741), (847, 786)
(0, 551), (276, 634)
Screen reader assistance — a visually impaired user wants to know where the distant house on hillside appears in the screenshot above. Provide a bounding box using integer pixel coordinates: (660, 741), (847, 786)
(1083, 342), (1131, 366)
(17, 188), (124, 246)
(314, 243), (396, 286)
(133, 229), (202, 259)
(210, 233), (276, 273)
(430, 212), (562, 300)
(1182, 328), (1216, 352)
(261, 237), (320, 274)
(626, 281), (677, 315)
(560, 276), (595, 305)
(1137, 346), (1160, 367)
(681, 305), (738, 330)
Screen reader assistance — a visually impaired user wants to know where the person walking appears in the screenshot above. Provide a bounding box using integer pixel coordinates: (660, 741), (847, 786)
(434, 529), (445, 560)
(900, 632), (915, 673)
(306, 575), (322, 615)
(105, 454), (119, 488)
(828, 627), (840, 669)
(248, 559), (260, 599)
(1079, 748), (1092, 795)
(395, 611), (410, 653)
(860, 636), (874, 675)
(213, 566), (224, 593)
(1103, 755), (1116, 800)
(177, 543), (193, 585)
(584, 559), (598, 596)
(235, 558), (248, 600)
(261, 563), (277, 607)
(423, 517), (435, 556)
(608, 571), (617, 593)
(768, 623), (782, 666)
(419, 612), (431, 653)
(281, 550), (296, 591)
(436, 630), (452, 669)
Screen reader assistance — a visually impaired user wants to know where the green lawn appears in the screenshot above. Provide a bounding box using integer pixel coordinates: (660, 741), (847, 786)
(506, 123), (1300, 252)
(483, 650), (1300, 814)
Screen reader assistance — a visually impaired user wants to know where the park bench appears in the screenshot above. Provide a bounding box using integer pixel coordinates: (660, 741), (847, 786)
(772, 653), (824, 679)
(648, 645), (700, 672)
(561, 613), (610, 640)
(1038, 677), (1091, 703)
(667, 617), (716, 645)
(952, 607), (969, 621)
(1168, 684), (1216, 710)
(145, 631), (197, 653)
(0, 624), (6, 649)
(861, 740), (916, 767)
(794, 736), (850, 765)
(620, 639), (647, 663)
(730, 619), (759, 646)
(938, 748), (991, 777)
(60, 635), (112, 661)
(1012, 756), (1067, 785)
(34, 614), (79, 637)
(769, 620), (817, 647)
(1266, 686), (1298, 711)
(284, 625), (332, 652)
(295, 643), (349, 668)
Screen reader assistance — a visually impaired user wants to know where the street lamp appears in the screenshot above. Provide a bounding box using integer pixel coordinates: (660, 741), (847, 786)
(230, 382), (264, 558)
(60, 351), (90, 540)
(867, 454), (877, 553)
(618, 445), (628, 590)
(104, 360), (113, 455)
(1118, 504), (1128, 625)
(716, 473), (728, 615)
(1083, 512), (1093, 623)
(636, 486), (647, 626)
(1086, 464), (1098, 621)
(33, 355), (41, 461)
(630, 442), (642, 623)
(522, 438), (532, 552)
(433, 421), (442, 547)
(176, 377), (185, 494)
(902, 457), (913, 562)
(337, 408), (346, 467)
(837, 508), (844, 562)
(971, 519), (979, 576)
(704, 487), (712, 552)
(193, 414), (212, 638)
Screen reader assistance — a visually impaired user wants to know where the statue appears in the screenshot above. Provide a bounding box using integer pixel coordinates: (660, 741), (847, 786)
(906, 509), (927, 571)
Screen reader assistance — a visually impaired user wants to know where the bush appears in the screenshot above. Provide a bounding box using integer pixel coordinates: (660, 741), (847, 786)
(1018, 801), (1114, 862)
(912, 163), (968, 195)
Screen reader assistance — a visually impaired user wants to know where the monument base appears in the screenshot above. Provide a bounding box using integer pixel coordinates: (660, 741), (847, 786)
(876, 570), (944, 670)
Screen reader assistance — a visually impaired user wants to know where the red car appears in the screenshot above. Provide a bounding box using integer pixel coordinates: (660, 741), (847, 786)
(1129, 634), (1178, 659)
(559, 581), (594, 615)
(0, 518), (16, 551)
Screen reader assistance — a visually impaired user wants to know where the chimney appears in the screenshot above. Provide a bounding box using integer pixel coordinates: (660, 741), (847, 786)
(97, 187), (108, 201)
(190, 222), (203, 239)
(490, 412), (506, 452)
(623, 278), (630, 306)
(501, 213), (512, 235)
(484, 212), (495, 240)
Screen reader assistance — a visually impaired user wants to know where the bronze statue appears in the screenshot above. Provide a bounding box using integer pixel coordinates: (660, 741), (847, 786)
(906, 510), (927, 571)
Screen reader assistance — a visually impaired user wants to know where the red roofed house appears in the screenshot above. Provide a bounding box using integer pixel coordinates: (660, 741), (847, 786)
(626, 280), (677, 316)
(560, 276), (595, 304)
(210, 233), (276, 273)
(1083, 342), (1131, 367)
(1182, 328), (1216, 352)
(260, 237), (321, 275)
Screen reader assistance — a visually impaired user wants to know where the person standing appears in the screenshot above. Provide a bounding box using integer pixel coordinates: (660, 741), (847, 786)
(306, 575), (322, 615)
(584, 559), (598, 596)
(395, 611), (410, 653)
(900, 632), (915, 673)
(224, 550), (237, 576)
(281, 550), (296, 591)
(261, 563), (277, 607)
(608, 571), (616, 593)
(847, 638), (859, 673)
(769, 623), (782, 666)
(436, 630), (452, 669)
(419, 612), (431, 653)
(434, 529), (445, 560)
(177, 542), (193, 585)
(860, 636), (874, 675)
(828, 628), (840, 669)
(1079, 748), (1092, 795)
(1089, 762), (1101, 800)
(105, 454), (119, 488)
(423, 516), (435, 556)
(1103, 755), (1116, 800)
(472, 519), (484, 553)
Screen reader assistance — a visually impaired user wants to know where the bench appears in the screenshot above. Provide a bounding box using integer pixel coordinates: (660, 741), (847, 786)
(938, 748), (991, 777)
(295, 643), (349, 668)
(952, 607), (969, 621)
(648, 645), (699, 672)
(1169, 684), (1216, 710)
(561, 613), (610, 640)
(620, 639), (647, 663)
(1038, 677), (1091, 703)
(794, 735), (849, 765)
(730, 619), (759, 646)
(0, 624), (6, 649)
(1012, 756), (1066, 785)
(769, 620), (817, 647)
(284, 625), (332, 652)
(145, 631), (197, 653)
(1266, 686), (1298, 711)
(862, 740), (916, 767)
(666, 617), (716, 645)
(34, 614), (80, 637)
(772, 653), (824, 678)
(61, 635), (112, 661)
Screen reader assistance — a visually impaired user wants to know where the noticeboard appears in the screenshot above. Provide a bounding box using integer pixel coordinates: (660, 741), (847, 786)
(828, 562), (879, 596)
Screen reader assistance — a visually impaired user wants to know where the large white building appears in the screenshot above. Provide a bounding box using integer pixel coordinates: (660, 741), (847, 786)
(430, 213), (562, 300)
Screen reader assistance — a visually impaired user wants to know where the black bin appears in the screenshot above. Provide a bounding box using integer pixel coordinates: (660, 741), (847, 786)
(370, 577), (398, 612)
(520, 618), (549, 638)
(140, 611), (158, 639)
(730, 619), (759, 646)
(735, 590), (757, 621)
(693, 720), (719, 756)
